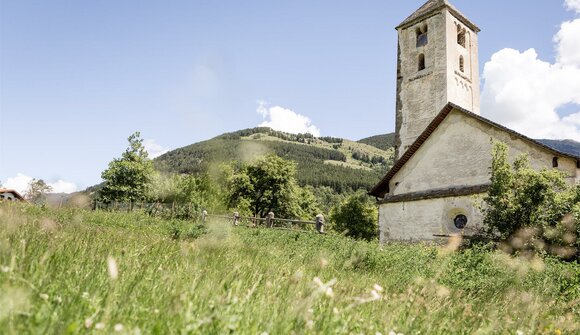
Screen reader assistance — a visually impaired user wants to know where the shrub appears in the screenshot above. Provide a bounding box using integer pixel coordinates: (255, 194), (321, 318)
(329, 192), (378, 240)
(482, 141), (579, 259)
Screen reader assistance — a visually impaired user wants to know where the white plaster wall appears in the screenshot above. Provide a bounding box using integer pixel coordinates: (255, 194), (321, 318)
(389, 110), (578, 195)
(378, 194), (485, 242)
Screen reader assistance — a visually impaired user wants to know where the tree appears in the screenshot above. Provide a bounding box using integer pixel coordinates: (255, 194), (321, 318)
(330, 192), (378, 241)
(225, 154), (318, 219)
(100, 132), (154, 203)
(482, 141), (580, 258)
(25, 179), (53, 203)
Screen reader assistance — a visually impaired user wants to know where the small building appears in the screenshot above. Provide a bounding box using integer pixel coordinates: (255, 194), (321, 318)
(369, 0), (580, 242)
(0, 189), (26, 202)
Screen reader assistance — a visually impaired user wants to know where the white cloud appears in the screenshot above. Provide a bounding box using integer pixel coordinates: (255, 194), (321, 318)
(257, 101), (321, 137)
(555, 19), (580, 67)
(3, 173), (78, 195)
(481, 2), (580, 141)
(565, 0), (580, 13)
(50, 180), (78, 194)
(143, 139), (168, 159)
(4, 173), (33, 195)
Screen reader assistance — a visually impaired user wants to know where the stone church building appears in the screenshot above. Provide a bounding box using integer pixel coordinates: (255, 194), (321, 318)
(369, 0), (580, 241)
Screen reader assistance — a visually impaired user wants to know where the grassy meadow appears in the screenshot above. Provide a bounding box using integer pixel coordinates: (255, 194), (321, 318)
(0, 203), (579, 334)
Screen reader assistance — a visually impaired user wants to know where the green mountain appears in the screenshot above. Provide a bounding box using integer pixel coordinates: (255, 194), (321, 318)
(357, 133), (396, 151)
(537, 139), (580, 157)
(155, 127), (394, 193)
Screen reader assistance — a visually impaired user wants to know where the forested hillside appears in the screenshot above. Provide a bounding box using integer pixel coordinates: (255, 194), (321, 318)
(357, 133), (395, 151)
(153, 128), (579, 194)
(155, 128), (394, 193)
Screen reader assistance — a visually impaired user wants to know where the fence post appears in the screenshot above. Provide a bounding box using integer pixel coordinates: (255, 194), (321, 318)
(202, 210), (207, 224)
(233, 211), (240, 226)
(316, 214), (325, 234)
(267, 212), (275, 228)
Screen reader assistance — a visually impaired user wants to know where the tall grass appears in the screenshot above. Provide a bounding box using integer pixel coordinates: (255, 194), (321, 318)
(1, 203), (578, 334)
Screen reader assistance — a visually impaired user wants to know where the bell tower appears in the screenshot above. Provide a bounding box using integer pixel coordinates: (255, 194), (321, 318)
(394, 0), (480, 159)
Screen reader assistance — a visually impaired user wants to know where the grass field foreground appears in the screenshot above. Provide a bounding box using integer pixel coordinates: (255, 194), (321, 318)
(0, 204), (579, 334)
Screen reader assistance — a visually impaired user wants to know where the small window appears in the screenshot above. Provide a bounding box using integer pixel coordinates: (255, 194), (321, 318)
(457, 26), (466, 47)
(418, 54), (426, 71)
(416, 24), (428, 47)
(552, 157), (559, 168)
(459, 56), (465, 72)
(454, 214), (468, 229)
(577, 159), (580, 169)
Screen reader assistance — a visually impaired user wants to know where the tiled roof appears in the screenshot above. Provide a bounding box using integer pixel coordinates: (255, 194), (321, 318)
(397, 0), (480, 32)
(369, 103), (580, 198)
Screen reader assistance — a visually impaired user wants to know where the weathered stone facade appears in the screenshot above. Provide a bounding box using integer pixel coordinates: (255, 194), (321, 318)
(394, 0), (480, 159)
(372, 0), (580, 242)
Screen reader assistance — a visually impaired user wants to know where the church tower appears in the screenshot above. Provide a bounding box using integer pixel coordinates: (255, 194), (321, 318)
(394, 0), (480, 159)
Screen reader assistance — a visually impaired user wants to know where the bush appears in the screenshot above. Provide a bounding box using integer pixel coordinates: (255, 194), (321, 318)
(329, 192), (378, 240)
(482, 141), (580, 259)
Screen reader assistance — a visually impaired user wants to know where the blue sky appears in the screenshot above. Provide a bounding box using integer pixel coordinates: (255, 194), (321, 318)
(1, 0), (579, 192)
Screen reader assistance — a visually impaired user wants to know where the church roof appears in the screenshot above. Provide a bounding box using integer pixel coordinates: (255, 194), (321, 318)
(397, 0), (480, 32)
(369, 103), (580, 198)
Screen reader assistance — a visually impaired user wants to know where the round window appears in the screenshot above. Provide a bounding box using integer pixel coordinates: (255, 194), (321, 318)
(454, 214), (468, 229)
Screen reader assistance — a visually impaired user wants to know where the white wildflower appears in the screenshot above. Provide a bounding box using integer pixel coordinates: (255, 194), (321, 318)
(306, 320), (314, 329)
(84, 318), (93, 329)
(39, 293), (49, 301)
(312, 277), (337, 298)
(82, 292), (89, 299)
(95, 322), (105, 330)
(325, 287), (334, 298)
(516, 331), (524, 335)
(114, 323), (124, 332)
(107, 256), (118, 280)
(54, 296), (62, 304)
(370, 290), (381, 301)
(1, 266), (10, 273)
(373, 284), (384, 292)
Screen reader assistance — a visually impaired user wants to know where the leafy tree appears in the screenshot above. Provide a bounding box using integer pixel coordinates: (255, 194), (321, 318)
(25, 179), (53, 203)
(482, 141), (579, 258)
(100, 132), (154, 203)
(330, 192), (378, 241)
(225, 154), (318, 219)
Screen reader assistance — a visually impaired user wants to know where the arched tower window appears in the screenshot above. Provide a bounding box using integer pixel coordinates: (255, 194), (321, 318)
(552, 157), (559, 168)
(457, 26), (466, 47)
(418, 54), (426, 71)
(416, 24), (428, 47)
(459, 56), (465, 72)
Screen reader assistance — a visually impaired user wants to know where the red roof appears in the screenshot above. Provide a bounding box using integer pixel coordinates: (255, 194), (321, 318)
(0, 188), (25, 201)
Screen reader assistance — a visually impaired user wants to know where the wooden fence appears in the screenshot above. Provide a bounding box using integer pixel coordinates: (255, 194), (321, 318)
(204, 212), (326, 233)
(92, 201), (326, 234)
